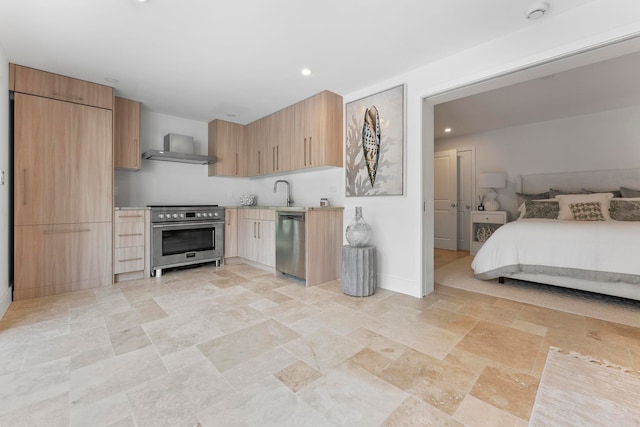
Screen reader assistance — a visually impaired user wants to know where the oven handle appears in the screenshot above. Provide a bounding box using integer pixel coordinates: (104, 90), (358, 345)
(152, 221), (223, 229)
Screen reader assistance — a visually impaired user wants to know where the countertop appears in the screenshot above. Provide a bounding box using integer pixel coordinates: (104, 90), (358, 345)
(231, 206), (344, 212)
(114, 206), (149, 210)
(115, 206), (343, 211)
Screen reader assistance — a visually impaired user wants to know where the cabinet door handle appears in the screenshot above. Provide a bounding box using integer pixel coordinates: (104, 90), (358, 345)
(118, 215), (143, 218)
(303, 138), (307, 166)
(253, 221), (257, 238)
(258, 151), (261, 174)
(119, 257), (143, 262)
(277, 145), (279, 170)
(118, 233), (143, 237)
(235, 153), (238, 176)
(52, 91), (84, 102)
(43, 228), (90, 234)
(309, 137), (312, 165)
(258, 222), (261, 239)
(272, 147), (275, 171)
(22, 168), (27, 206)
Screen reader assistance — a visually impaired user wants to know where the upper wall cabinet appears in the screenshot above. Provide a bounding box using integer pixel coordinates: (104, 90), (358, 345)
(13, 65), (113, 110)
(114, 96), (141, 171)
(293, 90), (343, 170)
(208, 90), (343, 178)
(208, 119), (247, 177)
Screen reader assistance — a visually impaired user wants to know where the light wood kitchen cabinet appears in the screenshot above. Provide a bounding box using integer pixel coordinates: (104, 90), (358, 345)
(114, 209), (149, 282)
(265, 106), (294, 174)
(305, 209), (343, 286)
(114, 96), (141, 171)
(237, 209), (275, 267)
(13, 223), (113, 300)
(14, 94), (113, 226)
(245, 118), (269, 176)
(13, 64), (113, 110)
(293, 90), (343, 169)
(13, 74), (113, 300)
(224, 208), (238, 258)
(208, 120), (246, 177)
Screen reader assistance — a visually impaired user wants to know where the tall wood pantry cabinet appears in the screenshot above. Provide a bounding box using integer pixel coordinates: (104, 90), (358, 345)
(12, 65), (114, 300)
(114, 96), (141, 170)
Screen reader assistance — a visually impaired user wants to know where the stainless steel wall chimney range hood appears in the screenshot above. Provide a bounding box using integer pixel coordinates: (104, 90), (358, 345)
(142, 133), (216, 164)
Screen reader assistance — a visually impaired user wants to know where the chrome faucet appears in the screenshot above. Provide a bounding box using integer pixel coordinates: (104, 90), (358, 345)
(273, 180), (293, 207)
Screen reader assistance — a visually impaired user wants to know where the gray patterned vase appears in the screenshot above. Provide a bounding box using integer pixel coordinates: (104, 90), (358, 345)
(345, 207), (372, 247)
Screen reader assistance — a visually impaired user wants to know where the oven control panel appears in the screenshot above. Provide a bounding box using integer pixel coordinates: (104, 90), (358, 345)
(150, 206), (224, 223)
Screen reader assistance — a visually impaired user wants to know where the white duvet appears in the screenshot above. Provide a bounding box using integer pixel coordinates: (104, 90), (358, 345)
(471, 219), (640, 283)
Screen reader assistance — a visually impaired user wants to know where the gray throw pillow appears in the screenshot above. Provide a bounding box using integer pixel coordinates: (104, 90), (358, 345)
(609, 199), (640, 221)
(582, 188), (622, 198)
(516, 191), (550, 208)
(549, 188), (587, 198)
(620, 187), (640, 198)
(523, 200), (560, 219)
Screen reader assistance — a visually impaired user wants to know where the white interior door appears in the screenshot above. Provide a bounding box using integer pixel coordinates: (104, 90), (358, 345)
(457, 150), (473, 251)
(434, 149), (458, 250)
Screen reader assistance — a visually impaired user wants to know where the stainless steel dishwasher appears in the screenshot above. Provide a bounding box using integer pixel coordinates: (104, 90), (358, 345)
(276, 211), (306, 280)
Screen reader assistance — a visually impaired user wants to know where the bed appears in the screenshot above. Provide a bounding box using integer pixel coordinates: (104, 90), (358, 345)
(471, 168), (640, 301)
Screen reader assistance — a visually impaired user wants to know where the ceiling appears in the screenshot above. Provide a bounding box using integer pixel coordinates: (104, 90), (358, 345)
(434, 49), (640, 141)
(0, 0), (596, 124)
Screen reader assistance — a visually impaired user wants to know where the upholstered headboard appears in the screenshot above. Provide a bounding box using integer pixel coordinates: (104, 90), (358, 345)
(520, 168), (640, 194)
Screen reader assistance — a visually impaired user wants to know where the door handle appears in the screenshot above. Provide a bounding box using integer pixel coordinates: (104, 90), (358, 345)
(450, 203), (456, 208)
(258, 222), (261, 239)
(308, 137), (312, 165)
(253, 221), (256, 238)
(466, 205), (470, 209)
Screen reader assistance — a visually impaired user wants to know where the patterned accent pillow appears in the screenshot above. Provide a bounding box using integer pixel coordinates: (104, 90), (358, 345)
(523, 200), (560, 219)
(569, 202), (605, 221)
(609, 199), (640, 221)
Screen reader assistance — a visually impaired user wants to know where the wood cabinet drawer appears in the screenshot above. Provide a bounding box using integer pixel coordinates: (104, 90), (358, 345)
(115, 246), (145, 274)
(14, 65), (113, 109)
(240, 208), (275, 221)
(472, 213), (505, 224)
(115, 210), (146, 223)
(115, 222), (145, 247)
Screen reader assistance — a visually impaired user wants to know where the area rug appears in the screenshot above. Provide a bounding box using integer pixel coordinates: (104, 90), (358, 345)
(434, 256), (640, 328)
(529, 348), (640, 426)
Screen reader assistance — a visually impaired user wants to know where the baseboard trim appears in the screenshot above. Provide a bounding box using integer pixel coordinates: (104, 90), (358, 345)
(0, 285), (12, 320)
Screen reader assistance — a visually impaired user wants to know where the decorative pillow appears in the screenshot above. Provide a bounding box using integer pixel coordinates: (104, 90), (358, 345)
(620, 187), (640, 198)
(516, 191), (550, 208)
(609, 198), (640, 221)
(582, 188), (622, 198)
(555, 193), (614, 220)
(569, 202), (605, 221)
(523, 200), (560, 219)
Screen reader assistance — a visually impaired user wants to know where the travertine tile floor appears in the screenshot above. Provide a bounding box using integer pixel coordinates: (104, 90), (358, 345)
(1, 261), (639, 426)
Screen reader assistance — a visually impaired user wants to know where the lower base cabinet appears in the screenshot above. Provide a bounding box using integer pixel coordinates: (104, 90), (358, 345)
(113, 209), (150, 283)
(238, 209), (275, 267)
(14, 222), (113, 300)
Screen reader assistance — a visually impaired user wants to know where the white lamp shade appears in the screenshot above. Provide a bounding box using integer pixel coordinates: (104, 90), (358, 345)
(479, 172), (506, 189)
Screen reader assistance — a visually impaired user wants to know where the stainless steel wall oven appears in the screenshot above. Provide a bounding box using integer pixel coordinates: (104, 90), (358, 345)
(149, 205), (224, 277)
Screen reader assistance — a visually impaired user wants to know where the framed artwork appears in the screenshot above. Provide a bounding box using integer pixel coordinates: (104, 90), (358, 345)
(345, 84), (405, 197)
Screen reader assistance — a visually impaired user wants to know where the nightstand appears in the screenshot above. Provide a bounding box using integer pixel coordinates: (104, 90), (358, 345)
(470, 211), (507, 255)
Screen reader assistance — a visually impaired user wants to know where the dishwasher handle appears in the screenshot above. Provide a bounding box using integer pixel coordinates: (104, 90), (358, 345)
(278, 212), (305, 221)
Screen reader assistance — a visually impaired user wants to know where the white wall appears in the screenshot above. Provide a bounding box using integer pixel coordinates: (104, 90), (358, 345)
(342, 0), (640, 297)
(436, 105), (640, 219)
(115, 109), (345, 208)
(0, 44), (11, 317)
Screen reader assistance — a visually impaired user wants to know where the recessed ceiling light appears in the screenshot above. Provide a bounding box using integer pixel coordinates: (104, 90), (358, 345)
(525, 1), (549, 20)
(136, 0), (149, 3)
(301, 68), (312, 77)
(104, 77), (119, 84)
(444, 128), (452, 133)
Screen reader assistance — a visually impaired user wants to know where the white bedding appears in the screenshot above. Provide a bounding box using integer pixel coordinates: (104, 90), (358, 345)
(471, 219), (640, 284)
